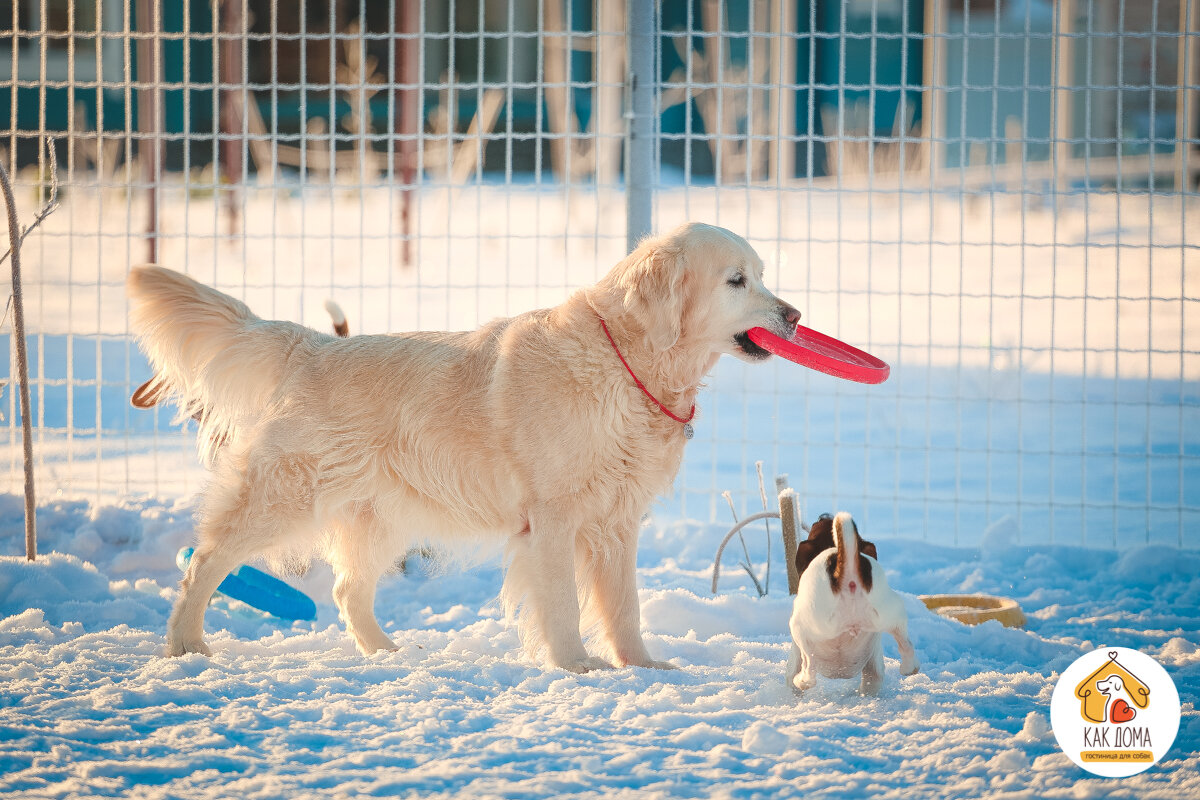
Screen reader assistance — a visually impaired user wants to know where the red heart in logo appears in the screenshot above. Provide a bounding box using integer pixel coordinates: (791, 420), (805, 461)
(1110, 698), (1136, 724)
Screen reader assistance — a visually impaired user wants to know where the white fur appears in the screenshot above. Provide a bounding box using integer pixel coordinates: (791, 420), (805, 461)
(127, 222), (800, 672)
(786, 513), (919, 695)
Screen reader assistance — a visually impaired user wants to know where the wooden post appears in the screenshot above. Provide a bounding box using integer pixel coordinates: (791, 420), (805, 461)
(596, 0), (625, 187)
(769, 0), (796, 184)
(544, 0), (577, 183)
(395, 0), (420, 267)
(625, 0), (654, 251)
(1051, 0), (1074, 197)
(136, 0), (161, 263)
(778, 488), (801, 595)
(922, 0), (947, 182)
(220, 0), (245, 235)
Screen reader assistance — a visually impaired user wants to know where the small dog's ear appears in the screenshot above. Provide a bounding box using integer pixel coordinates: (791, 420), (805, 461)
(795, 515), (835, 577)
(860, 538), (878, 560)
(793, 539), (824, 578)
(616, 238), (685, 352)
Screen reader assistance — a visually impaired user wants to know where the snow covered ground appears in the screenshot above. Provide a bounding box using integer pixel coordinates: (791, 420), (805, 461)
(0, 494), (1197, 798)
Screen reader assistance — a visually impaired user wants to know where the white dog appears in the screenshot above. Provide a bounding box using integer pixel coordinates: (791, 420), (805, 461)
(127, 222), (801, 672)
(786, 512), (919, 695)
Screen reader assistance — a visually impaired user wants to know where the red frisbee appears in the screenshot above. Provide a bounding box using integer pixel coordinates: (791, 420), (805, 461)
(746, 325), (890, 384)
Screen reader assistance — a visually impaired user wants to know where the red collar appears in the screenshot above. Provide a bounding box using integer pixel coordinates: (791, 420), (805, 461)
(599, 317), (696, 437)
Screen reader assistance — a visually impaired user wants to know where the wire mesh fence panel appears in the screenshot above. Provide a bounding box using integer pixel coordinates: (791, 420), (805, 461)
(0, 0), (1195, 548)
(653, 0), (1198, 548)
(0, 0), (635, 501)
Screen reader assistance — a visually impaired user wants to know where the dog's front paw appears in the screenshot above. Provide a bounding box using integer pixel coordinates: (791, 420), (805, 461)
(642, 658), (679, 671)
(626, 657), (678, 671)
(560, 656), (614, 674)
(614, 651), (679, 670)
(901, 658), (921, 676)
(166, 637), (211, 657)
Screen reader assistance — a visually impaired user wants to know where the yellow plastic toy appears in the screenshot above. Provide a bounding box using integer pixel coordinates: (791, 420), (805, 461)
(919, 594), (1027, 628)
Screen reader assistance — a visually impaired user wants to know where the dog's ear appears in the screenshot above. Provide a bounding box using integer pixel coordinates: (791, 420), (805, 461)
(860, 538), (878, 560)
(795, 514), (835, 577)
(615, 238), (686, 352)
(793, 539), (824, 578)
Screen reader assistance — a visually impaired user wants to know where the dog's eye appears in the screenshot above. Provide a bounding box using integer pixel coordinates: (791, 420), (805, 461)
(727, 273), (746, 288)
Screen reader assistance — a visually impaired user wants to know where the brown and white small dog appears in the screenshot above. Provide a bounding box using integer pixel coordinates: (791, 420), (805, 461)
(786, 512), (919, 696)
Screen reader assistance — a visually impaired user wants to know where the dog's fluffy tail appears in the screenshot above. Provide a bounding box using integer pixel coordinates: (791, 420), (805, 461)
(127, 265), (308, 462)
(832, 511), (870, 594)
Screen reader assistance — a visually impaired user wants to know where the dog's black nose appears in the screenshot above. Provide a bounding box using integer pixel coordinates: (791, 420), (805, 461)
(781, 304), (801, 327)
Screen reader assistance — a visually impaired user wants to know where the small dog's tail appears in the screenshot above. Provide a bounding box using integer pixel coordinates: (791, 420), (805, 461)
(832, 511), (873, 594)
(127, 265), (309, 462)
(323, 299), (350, 337)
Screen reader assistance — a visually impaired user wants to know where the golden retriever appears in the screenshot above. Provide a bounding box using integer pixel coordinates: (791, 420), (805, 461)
(127, 221), (800, 672)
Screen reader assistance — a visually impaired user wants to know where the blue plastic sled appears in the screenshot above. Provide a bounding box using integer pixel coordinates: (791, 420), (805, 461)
(176, 546), (317, 621)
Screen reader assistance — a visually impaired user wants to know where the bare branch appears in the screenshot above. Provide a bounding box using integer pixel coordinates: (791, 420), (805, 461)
(0, 139), (46, 561)
(0, 139), (60, 270)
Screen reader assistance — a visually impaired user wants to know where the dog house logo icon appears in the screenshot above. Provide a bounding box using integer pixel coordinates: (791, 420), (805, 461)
(1075, 651), (1149, 725)
(1051, 647), (1181, 778)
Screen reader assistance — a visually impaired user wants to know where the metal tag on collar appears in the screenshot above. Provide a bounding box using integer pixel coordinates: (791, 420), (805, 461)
(683, 422), (694, 440)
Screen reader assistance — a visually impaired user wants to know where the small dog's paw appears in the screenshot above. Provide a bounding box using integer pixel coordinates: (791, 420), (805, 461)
(901, 659), (921, 676)
(560, 656), (614, 674)
(166, 638), (211, 657)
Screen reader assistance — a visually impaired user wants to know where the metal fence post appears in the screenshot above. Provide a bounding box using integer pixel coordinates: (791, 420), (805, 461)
(625, 0), (655, 253)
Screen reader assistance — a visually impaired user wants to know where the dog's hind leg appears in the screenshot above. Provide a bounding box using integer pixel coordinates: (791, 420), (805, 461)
(876, 588), (919, 677)
(328, 512), (401, 655)
(332, 566), (397, 655)
(167, 449), (320, 656)
(860, 638), (885, 696)
(168, 540), (252, 656)
(891, 621), (920, 676)
(785, 641), (804, 693)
